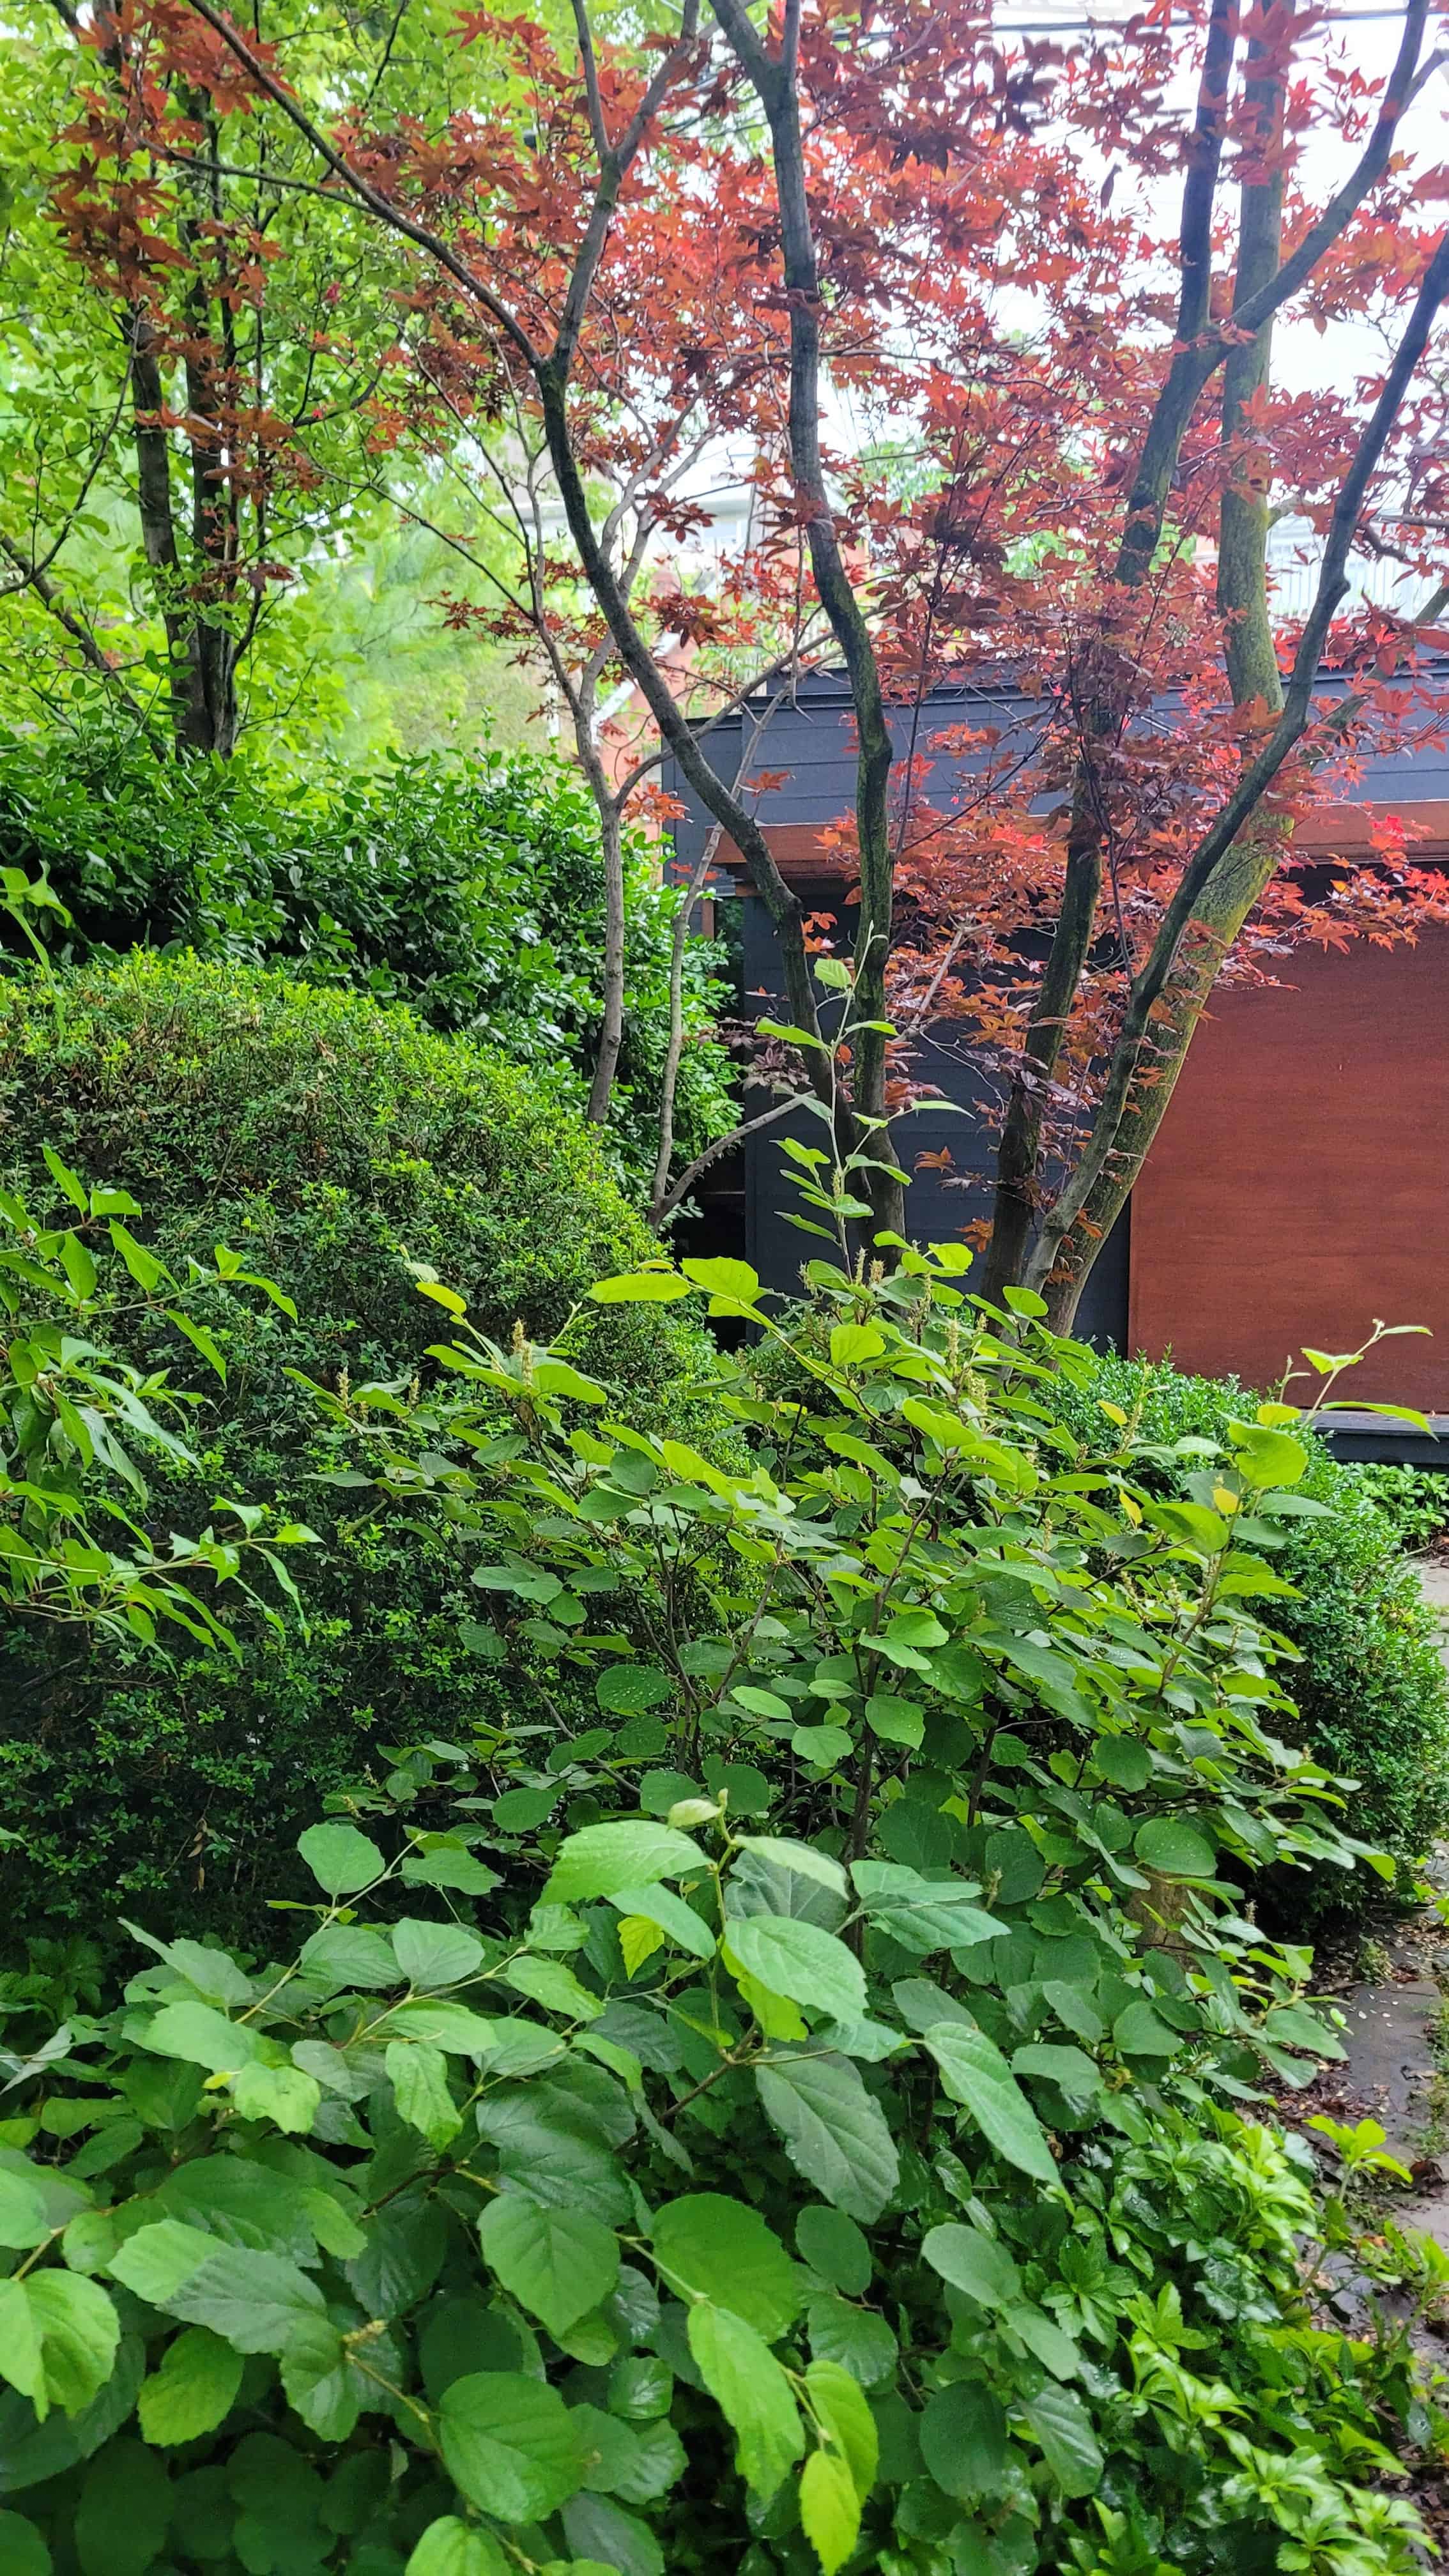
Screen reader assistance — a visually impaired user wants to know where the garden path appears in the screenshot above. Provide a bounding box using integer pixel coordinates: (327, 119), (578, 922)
(1330, 1565), (1449, 2232)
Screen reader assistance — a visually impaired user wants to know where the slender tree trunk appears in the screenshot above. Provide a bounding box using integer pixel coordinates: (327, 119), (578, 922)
(586, 793), (627, 1124)
(127, 309), (198, 753)
(1030, 224), (1449, 1312)
(709, 0), (905, 1242)
(651, 839), (715, 1219)
(178, 94), (239, 755)
(979, 0), (1238, 1303)
(1037, 19), (1287, 1333)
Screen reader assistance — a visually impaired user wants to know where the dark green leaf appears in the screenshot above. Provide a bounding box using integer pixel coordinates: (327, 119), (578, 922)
(755, 2053), (898, 2223)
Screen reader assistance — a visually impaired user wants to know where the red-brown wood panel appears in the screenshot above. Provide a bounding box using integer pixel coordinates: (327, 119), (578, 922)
(1129, 929), (1449, 1406)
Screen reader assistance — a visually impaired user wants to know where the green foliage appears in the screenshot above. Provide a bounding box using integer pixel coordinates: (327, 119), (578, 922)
(0, 1156), (312, 1645)
(0, 956), (724, 1940)
(0, 727), (734, 1195)
(0, 1246), (1431, 2575)
(1346, 1461), (1448, 1551)
(1056, 1353), (1449, 1915)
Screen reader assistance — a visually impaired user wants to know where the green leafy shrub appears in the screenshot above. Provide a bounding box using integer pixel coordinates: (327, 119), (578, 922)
(0, 726), (735, 1193)
(0, 956), (724, 1940)
(1056, 1353), (1449, 1914)
(0, 1245), (1430, 2576)
(0, 1153), (312, 1647)
(1346, 1460), (1448, 1551)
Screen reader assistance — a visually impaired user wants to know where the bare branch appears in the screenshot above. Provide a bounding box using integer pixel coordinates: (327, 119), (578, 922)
(0, 536), (153, 732)
(654, 1095), (801, 1228)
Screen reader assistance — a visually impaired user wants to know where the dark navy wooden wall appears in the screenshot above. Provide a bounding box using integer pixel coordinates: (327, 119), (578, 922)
(732, 865), (1130, 1349)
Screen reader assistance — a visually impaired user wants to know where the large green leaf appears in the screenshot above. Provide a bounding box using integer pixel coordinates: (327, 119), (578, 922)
(385, 2000), (497, 2056)
(503, 1956), (602, 2021)
(344, 2199), (450, 2318)
(406, 2519), (511, 2576)
(474, 2096), (630, 2228)
(13, 2276), (119, 2423)
(923, 2025), (1057, 2184)
(561, 2494), (665, 2576)
(850, 1863), (1002, 1958)
(116, 2233), (326, 2356)
(1112, 1999), (1184, 2060)
(109, 2222), (234, 2306)
(0, 2283), (43, 2415)
(279, 2315), (377, 2441)
(438, 2372), (583, 2522)
(544, 1823), (705, 1905)
(1018, 2382), (1103, 2496)
(651, 2195), (801, 2340)
(392, 1919), (486, 1989)
(0, 2511), (49, 2576)
(921, 2223), (1021, 2309)
(596, 1666), (672, 1715)
(804, 2359), (878, 2499)
(73, 2439), (169, 2576)
(588, 1271), (692, 1303)
(229, 2064), (321, 2135)
(919, 2384), (1008, 2501)
(296, 1822), (385, 1896)
(800, 2450), (859, 2576)
(796, 2207), (871, 2297)
(806, 2294), (897, 2389)
(755, 2053), (898, 2222)
(1133, 1816), (1216, 1879)
(605, 1885), (716, 1959)
(386, 2041), (463, 2150)
(137, 2327), (243, 2445)
(143, 2002), (266, 2074)
(1011, 2044), (1103, 2103)
(726, 1919), (865, 2025)
(686, 2302), (803, 2500)
(0, 2174), (50, 2251)
(479, 2198), (620, 2340)
(298, 1925), (399, 1991)
(734, 1839), (849, 1898)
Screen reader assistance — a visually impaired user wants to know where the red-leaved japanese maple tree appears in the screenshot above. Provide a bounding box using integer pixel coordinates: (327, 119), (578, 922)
(116, 0), (1449, 1311)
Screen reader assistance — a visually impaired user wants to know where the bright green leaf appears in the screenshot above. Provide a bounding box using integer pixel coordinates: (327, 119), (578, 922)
(479, 2198), (620, 2340)
(438, 2372), (584, 2521)
(923, 2024), (1057, 2184)
(650, 2195), (801, 2340)
(687, 2302), (802, 2500)
(137, 2327), (243, 2445)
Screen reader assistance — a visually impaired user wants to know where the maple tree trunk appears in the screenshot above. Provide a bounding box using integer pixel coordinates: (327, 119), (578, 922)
(126, 302), (238, 756)
(979, 0), (1236, 1307)
(1036, 18), (1287, 1334)
(712, 0), (905, 1245)
(1034, 827), (1287, 1335)
(983, 0), (1431, 1308)
(1030, 220), (1449, 1317)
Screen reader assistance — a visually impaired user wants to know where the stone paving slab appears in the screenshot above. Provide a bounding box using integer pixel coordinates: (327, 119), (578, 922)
(1338, 1978), (1443, 2144)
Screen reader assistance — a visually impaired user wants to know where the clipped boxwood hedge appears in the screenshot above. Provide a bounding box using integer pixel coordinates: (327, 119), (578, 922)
(0, 954), (723, 1942)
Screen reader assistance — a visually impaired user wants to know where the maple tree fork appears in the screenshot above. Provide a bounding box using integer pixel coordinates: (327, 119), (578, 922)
(45, 0), (1449, 1295)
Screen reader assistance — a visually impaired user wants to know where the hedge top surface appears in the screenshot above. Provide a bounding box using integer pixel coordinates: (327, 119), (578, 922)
(0, 951), (713, 1385)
